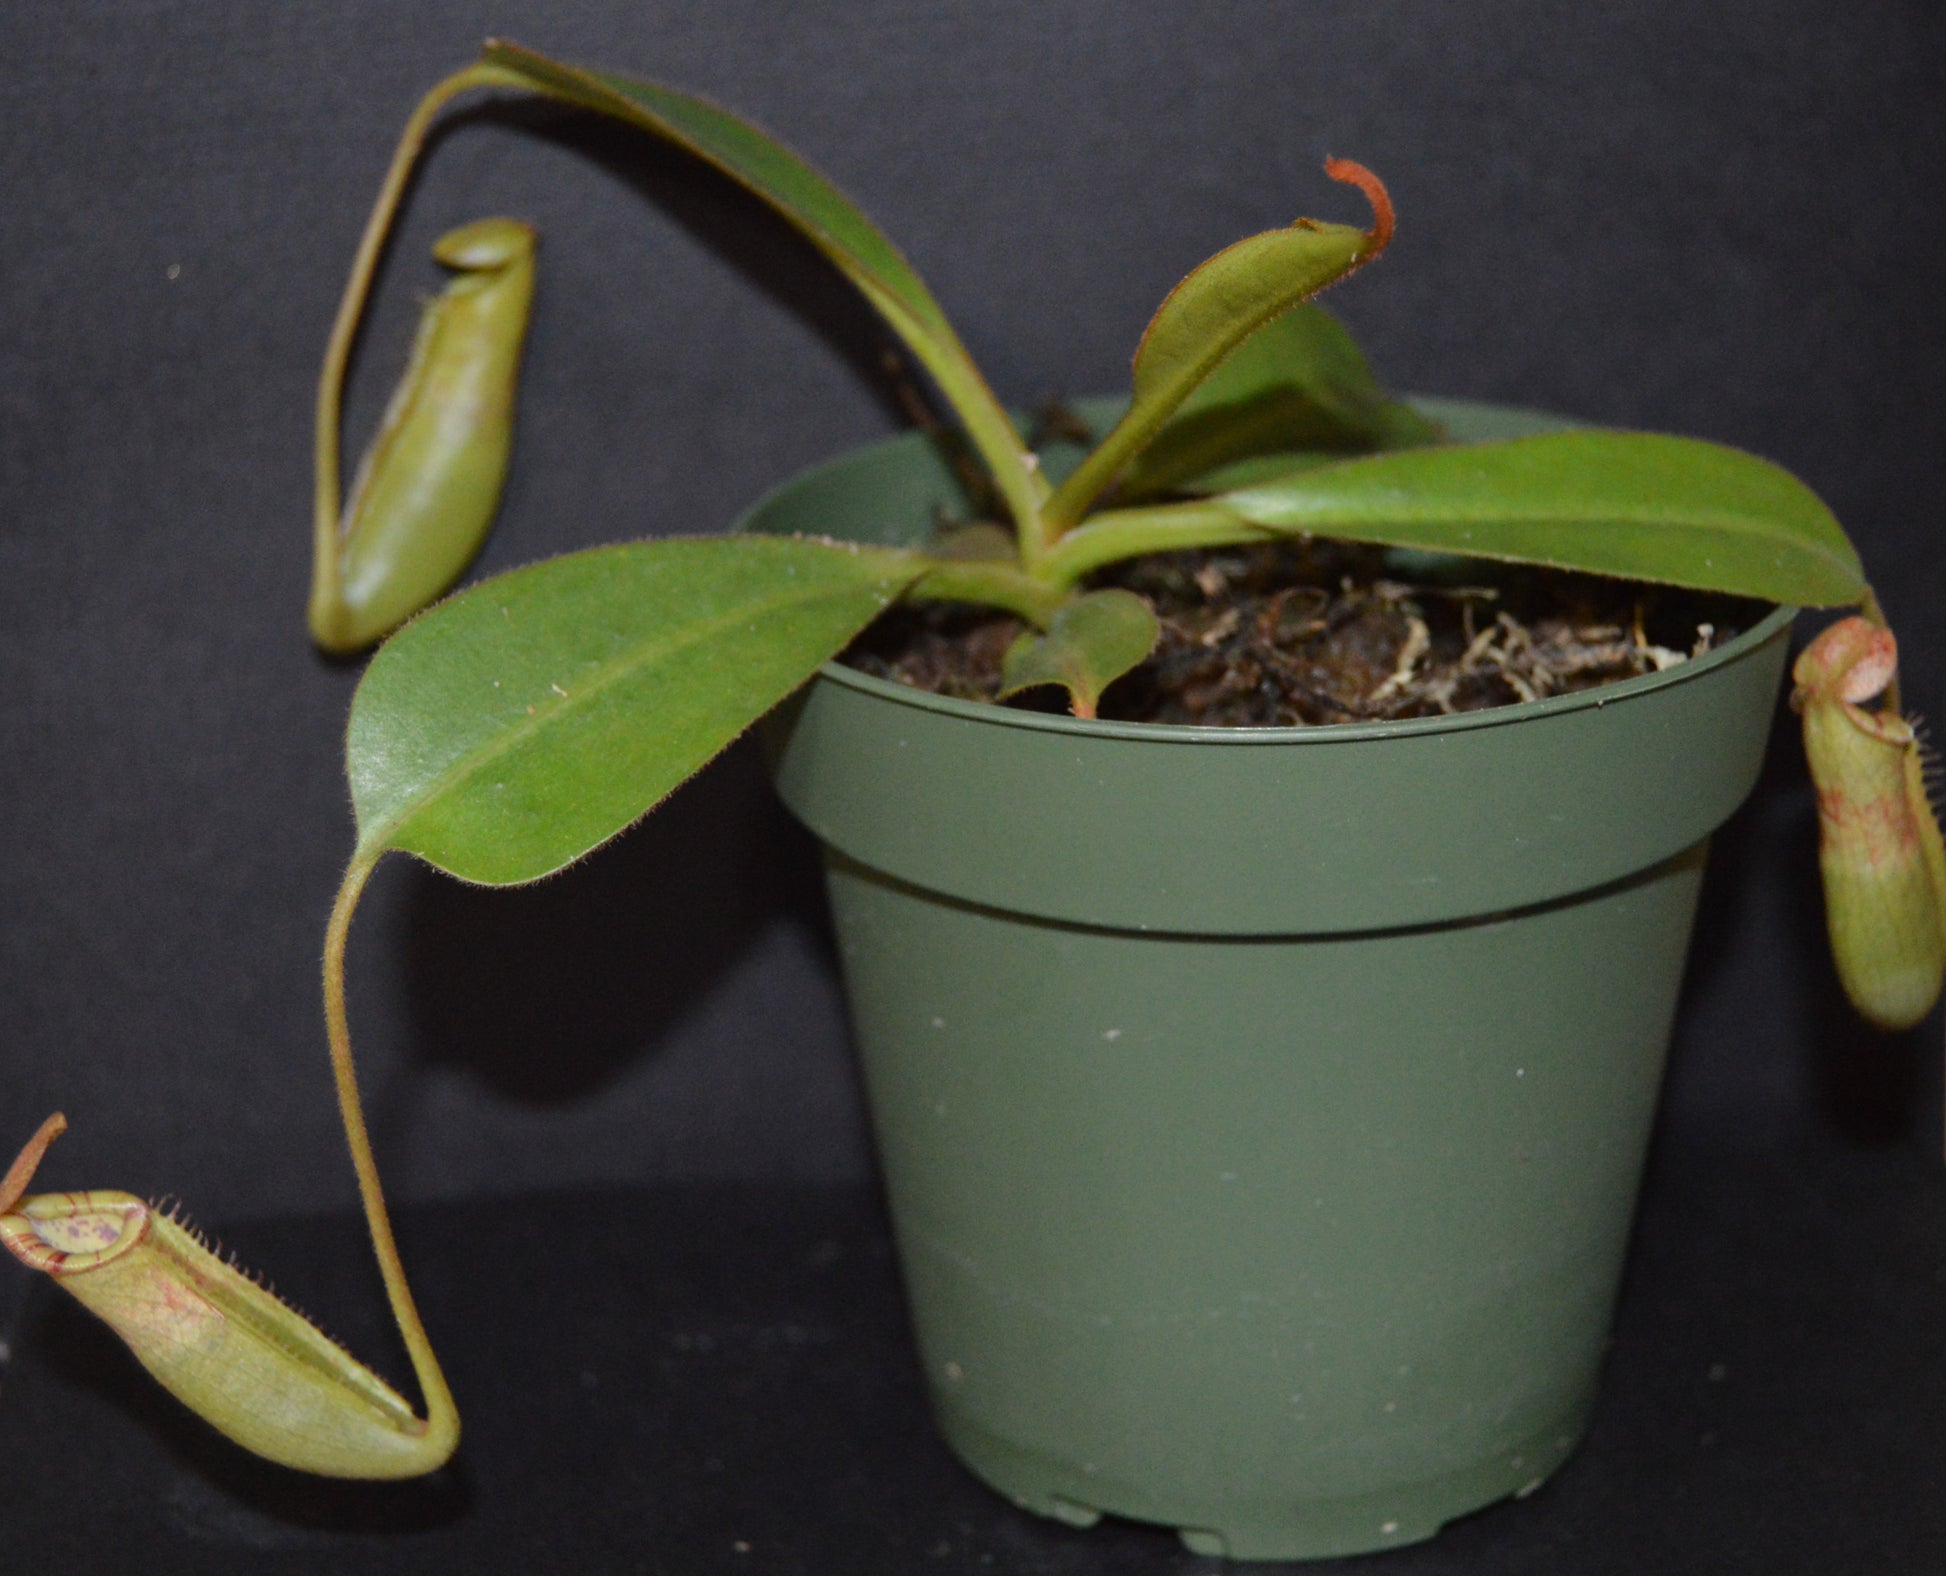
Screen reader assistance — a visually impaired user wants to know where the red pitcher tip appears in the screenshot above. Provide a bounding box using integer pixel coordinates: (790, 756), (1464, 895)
(1323, 157), (1395, 258)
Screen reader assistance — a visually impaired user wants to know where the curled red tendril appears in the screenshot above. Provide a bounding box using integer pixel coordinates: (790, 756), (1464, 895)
(1322, 156), (1395, 259)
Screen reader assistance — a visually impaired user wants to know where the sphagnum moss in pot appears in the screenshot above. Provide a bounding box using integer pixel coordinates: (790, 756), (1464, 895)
(3, 40), (1940, 1560)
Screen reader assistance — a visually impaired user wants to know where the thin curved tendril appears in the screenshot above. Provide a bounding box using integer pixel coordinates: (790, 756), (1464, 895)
(313, 62), (525, 624)
(323, 853), (459, 1451)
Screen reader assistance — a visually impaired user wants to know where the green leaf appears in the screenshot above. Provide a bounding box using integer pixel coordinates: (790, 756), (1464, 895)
(1214, 431), (1867, 606)
(1165, 450), (1347, 494)
(1045, 201), (1378, 529)
(347, 536), (920, 883)
(477, 41), (1045, 538)
(1119, 306), (1441, 499)
(997, 589), (1160, 719)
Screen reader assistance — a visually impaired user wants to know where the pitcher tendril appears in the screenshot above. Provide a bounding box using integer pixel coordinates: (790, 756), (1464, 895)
(1321, 157), (1396, 260)
(0, 853), (461, 1479)
(0, 1113), (67, 1215)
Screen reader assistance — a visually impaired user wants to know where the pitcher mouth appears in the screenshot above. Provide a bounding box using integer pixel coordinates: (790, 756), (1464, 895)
(1, 1191), (151, 1275)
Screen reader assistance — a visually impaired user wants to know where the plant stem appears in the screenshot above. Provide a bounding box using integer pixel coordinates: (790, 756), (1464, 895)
(1043, 393), (1207, 539)
(1038, 499), (1273, 590)
(855, 293), (1052, 567)
(904, 556), (1071, 627)
(323, 854), (460, 1462)
(312, 61), (527, 641)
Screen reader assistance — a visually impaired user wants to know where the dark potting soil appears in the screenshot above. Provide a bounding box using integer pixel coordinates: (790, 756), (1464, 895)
(842, 540), (1767, 727)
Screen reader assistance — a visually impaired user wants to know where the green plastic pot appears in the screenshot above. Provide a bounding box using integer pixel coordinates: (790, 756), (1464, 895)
(747, 399), (1794, 1560)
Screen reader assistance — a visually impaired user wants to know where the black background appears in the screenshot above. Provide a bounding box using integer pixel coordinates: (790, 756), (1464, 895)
(3, 4), (1945, 1566)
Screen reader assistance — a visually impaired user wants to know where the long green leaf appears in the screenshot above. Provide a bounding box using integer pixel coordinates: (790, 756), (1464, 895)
(348, 536), (919, 883)
(1214, 431), (1866, 606)
(1045, 186), (1381, 529)
(477, 41), (1045, 538)
(1119, 305), (1439, 499)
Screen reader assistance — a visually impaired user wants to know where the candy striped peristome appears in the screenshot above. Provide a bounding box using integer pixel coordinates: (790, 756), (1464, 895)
(0, 1181), (451, 1478)
(1792, 616), (1946, 1031)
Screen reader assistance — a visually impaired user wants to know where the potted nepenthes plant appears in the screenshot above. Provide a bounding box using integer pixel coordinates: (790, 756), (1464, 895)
(4, 40), (1941, 1560)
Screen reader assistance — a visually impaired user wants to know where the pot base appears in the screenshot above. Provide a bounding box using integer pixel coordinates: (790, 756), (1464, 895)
(940, 1396), (1593, 1560)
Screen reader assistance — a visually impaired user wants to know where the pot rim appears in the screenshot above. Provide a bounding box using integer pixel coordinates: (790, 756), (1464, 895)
(809, 601), (1796, 746)
(759, 396), (1800, 930)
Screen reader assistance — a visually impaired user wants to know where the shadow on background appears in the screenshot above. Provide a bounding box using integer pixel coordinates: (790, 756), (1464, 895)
(392, 738), (833, 1107)
(1672, 684), (1931, 1151)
